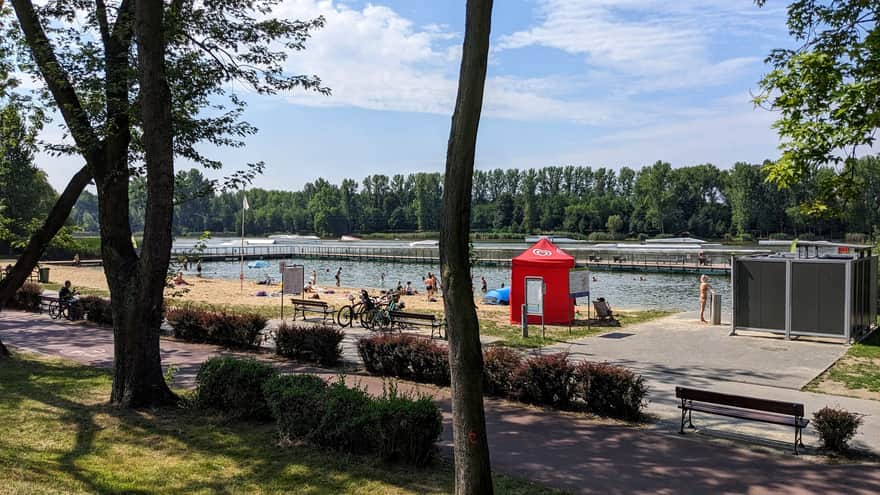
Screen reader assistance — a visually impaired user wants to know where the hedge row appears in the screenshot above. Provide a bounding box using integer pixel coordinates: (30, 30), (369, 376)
(194, 357), (442, 466)
(357, 334), (648, 421)
(274, 323), (345, 366)
(11, 282), (42, 311)
(166, 305), (267, 348)
(75, 296), (113, 325)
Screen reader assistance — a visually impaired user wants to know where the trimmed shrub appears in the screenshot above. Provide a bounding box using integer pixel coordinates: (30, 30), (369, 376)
(14, 282), (42, 311)
(195, 357), (277, 420)
(405, 338), (450, 386)
(310, 381), (374, 454)
(572, 361), (648, 421)
(813, 406), (863, 452)
(483, 347), (522, 397)
(370, 386), (443, 466)
(263, 374), (328, 441)
(587, 231), (615, 241)
(769, 232), (793, 241)
(357, 334), (450, 385)
(275, 323), (345, 366)
(358, 333), (419, 378)
(512, 353), (573, 407)
(166, 305), (267, 348)
(76, 296), (113, 325)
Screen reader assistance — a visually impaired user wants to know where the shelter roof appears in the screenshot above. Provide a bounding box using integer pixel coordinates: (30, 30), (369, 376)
(513, 238), (575, 265)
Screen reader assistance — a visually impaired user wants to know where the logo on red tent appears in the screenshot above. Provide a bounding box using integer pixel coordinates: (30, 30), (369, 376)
(532, 248), (552, 257)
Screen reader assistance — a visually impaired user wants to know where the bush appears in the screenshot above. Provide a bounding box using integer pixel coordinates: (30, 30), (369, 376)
(512, 353), (573, 407)
(310, 381), (374, 454)
(587, 231), (615, 241)
(369, 385), (443, 466)
(572, 361), (648, 420)
(845, 232), (868, 244)
(274, 323), (345, 366)
(263, 374), (328, 441)
(357, 334), (449, 385)
(76, 296), (113, 325)
(13, 282), (42, 311)
(812, 406), (863, 452)
(405, 338), (450, 386)
(769, 232), (793, 240)
(194, 357), (277, 420)
(798, 232), (820, 241)
(483, 347), (522, 397)
(738, 233), (755, 242)
(166, 305), (267, 348)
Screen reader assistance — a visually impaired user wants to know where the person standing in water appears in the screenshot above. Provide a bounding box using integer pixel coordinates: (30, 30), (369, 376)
(335, 267), (342, 287)
(699, 274), (713, 323)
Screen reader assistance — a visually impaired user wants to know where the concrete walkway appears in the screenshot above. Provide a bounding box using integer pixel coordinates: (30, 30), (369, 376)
(542, 311), (880, 453)
(2, 311), (879, 494)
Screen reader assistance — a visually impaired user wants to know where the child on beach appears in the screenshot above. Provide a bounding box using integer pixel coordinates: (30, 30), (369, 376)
(699, 274), (713, 323)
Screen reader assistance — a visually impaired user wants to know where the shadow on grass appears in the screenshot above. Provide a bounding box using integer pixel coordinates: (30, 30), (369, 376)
(0, 354), (454, 495)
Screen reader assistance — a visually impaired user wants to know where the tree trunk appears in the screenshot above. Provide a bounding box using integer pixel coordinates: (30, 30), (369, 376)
(440, 1), (494, 494)
(0, 165), (93, 308)
(105, 0), (176, 408)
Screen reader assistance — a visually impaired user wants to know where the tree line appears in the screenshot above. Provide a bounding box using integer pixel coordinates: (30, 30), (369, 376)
(67, 157), (880, 240)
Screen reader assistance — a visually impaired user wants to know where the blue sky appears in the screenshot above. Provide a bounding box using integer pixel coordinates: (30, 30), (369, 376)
(40, 0), (793, 192)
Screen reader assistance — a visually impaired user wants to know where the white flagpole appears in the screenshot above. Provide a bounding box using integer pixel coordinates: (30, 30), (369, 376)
(240, 191), (246, 293)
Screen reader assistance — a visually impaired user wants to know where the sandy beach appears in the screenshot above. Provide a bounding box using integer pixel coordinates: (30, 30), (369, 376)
(46, 264), (513, 321)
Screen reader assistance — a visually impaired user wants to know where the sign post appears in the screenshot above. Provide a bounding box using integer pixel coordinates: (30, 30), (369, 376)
(524, 276), (545, 338)
(280, 263), (304, 322)
(569, 269), (591, 333)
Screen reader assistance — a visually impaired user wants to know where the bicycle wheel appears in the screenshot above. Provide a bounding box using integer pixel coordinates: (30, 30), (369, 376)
(336, 305), (354, 327)
(48, 301), (61, 320)
(360, 308), (376, 330)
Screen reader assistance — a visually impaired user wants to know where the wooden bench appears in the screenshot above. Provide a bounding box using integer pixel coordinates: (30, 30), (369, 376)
(389, 310), (446, 340)
(676, 386), (809, 454)
(290, 298), (335, 323)
(40, 295), (60, 314)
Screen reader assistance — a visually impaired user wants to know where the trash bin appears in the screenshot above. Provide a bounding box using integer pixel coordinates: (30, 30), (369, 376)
(711, 293), (722, 325)
(38, 267), (50, 284)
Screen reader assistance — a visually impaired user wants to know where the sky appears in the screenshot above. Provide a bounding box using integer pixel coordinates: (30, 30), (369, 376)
(38, 0), (793, 193)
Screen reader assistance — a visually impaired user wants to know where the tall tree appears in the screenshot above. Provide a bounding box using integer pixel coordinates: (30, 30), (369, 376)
(756, 0), (880, 216)
(440, 1), (494, 493)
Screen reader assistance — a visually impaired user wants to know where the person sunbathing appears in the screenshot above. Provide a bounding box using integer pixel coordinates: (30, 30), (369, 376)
(173, 272), (190, 286)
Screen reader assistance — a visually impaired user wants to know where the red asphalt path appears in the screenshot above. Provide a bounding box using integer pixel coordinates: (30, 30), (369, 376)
(1, 310), (878, 495)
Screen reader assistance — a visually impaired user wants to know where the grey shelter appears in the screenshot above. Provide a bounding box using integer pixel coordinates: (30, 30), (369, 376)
(732, 242), (878, 342)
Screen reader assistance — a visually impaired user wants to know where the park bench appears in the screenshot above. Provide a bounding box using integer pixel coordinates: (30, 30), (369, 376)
(389, 310), (446, 340)
(291, 298), (335, 323)
(40, 295), (59, 314)
(675, 386), (809, 454)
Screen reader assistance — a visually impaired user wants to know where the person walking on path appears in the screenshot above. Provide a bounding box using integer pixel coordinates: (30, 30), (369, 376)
(335, 267), (342, 287)
(480, 276), (487, 293)
(699, 274), (713, 323)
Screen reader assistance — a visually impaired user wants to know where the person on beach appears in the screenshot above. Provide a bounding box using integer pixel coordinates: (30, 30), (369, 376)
(335, 267), (342, 287)
(310, 270), (317, 286)
(480, 276), (487, 294)
(173, 272), (190, 286)
(73, 253), (80, 267)
(424, 273), (433, 300)
(699, 274), (713, 323)
(405, 281), (414, 295)
(196, 260), (202, 277)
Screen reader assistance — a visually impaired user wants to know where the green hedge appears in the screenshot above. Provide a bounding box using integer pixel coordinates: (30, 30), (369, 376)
(274, 323), (345, 366)
(166, 305), (267, 348)
(194, 357), (277, 420)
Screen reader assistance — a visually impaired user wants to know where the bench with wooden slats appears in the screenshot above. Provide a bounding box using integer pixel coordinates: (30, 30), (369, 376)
(388, 310), (446, 340)
(675, 386), (809, 454)
(290, 298), (335, 323)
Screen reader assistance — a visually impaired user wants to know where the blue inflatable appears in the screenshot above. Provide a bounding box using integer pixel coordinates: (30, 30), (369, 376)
(483, 286), (510, 305)
(247, 260), (270, 269)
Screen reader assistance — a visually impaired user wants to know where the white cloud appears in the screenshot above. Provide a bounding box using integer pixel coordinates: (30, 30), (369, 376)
(497, 0), (780, 93)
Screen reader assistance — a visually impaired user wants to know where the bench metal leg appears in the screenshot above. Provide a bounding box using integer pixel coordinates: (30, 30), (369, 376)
(679, 402), (687, 434)
(688, 409), (694, 429)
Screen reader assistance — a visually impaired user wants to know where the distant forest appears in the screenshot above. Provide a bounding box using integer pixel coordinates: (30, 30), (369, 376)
(70, 158), (880, 241)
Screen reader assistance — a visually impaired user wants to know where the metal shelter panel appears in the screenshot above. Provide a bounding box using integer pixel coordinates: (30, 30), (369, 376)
(734, 259), (786, 331)
(791, 262), (846, 336)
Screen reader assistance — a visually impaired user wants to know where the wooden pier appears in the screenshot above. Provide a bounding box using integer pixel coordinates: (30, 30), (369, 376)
(167, 244), (730, 275)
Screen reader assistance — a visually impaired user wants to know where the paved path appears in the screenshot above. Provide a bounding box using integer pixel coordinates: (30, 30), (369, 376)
(541, 311), (880, 453)
(2, 311), (879, 494)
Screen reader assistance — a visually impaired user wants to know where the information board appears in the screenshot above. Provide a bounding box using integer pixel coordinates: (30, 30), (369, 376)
(525, 277), (544, 315)
(282, 265), (304, 295)
(569, 269), (591, 299)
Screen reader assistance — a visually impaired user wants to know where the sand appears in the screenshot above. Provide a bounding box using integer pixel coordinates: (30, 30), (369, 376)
(47, 264), (510, 318)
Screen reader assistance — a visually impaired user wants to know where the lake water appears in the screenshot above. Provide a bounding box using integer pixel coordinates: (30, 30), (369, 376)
(180, 256), (731, 312)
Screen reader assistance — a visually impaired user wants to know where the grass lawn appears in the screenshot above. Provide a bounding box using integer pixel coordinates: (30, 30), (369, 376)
(42, 281), (111, 298)
(479, 310), (674, 349)
(0, 353), (563, 495)
(806, 329), (880, 400)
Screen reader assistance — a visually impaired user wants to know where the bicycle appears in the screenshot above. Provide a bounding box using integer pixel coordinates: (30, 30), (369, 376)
(49, 298), (74, 320)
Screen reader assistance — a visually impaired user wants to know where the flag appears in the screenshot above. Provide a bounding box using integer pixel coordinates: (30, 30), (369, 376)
(242, 195), (250, 210)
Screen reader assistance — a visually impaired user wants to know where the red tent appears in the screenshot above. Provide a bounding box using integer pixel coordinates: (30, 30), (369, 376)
(510, 238), (575, 324)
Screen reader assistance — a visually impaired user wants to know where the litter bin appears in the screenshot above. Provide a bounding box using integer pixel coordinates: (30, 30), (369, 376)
(38, 267), (50, 283)
(711, 293), (722, 325)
